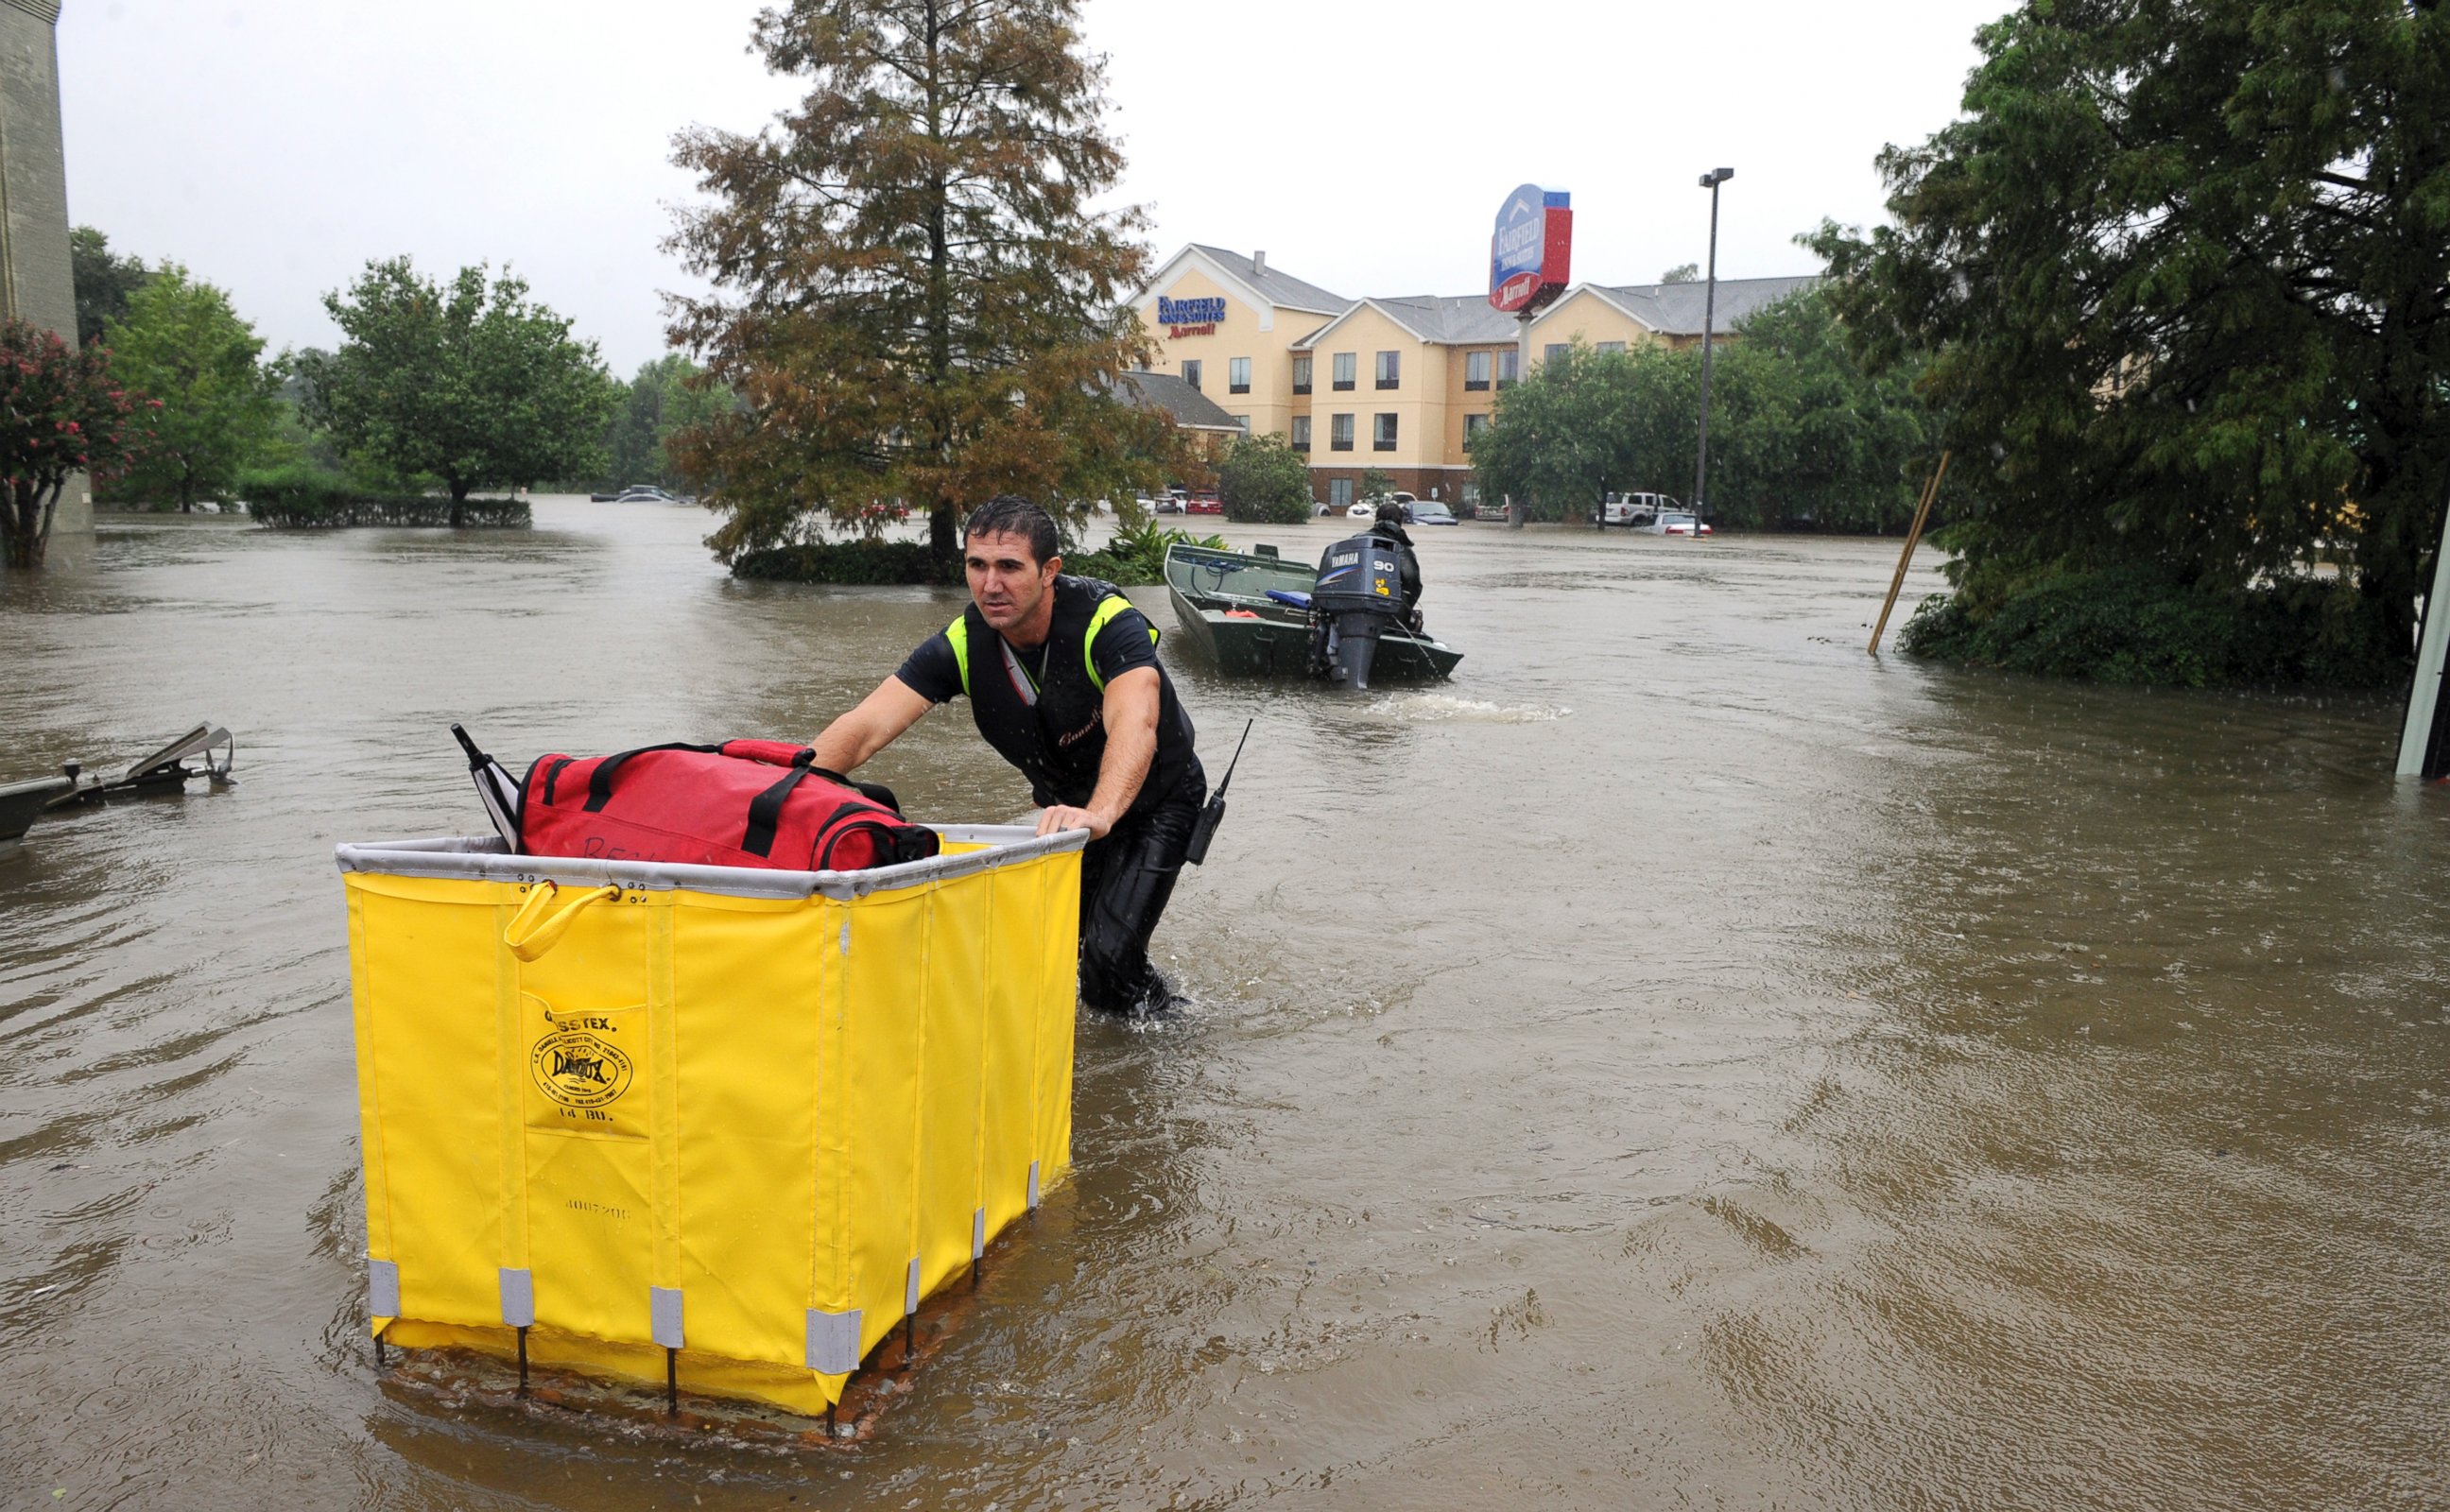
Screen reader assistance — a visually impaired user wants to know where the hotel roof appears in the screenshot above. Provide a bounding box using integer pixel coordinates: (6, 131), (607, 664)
(1113, 369), (1246, 434)
(1180, 245), (1349, 317)
(1579, 275), (1821, 337)
(1292, 275), (1821, 351)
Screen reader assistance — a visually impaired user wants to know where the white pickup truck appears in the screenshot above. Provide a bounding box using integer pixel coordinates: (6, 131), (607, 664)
(1594, 490), (1681, 527)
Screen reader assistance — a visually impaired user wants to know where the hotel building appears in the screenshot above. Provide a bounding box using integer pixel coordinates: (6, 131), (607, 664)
(1130, 245), (1815, 512)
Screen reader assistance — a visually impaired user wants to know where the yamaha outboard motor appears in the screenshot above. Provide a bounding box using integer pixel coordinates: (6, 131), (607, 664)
(1310, 532), (1407, 690)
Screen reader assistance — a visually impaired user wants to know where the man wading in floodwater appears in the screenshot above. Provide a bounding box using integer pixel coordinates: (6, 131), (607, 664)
(809, 496), (1206, 1015)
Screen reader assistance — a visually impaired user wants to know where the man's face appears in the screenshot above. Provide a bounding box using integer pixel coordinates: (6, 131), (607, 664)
(965, 529), (1059, 634)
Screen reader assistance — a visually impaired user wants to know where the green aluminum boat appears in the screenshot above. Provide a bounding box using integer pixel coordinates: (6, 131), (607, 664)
(1163, 542), (1463, 681)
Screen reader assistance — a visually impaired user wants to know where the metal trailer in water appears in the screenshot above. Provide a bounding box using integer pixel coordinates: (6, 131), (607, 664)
(336, 825), (1086, 1418)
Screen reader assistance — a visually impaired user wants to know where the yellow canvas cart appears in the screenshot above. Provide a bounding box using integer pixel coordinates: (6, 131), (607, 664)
(336, 826), (1084, 1415)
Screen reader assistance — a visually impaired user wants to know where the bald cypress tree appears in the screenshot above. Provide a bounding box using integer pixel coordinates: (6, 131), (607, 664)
(668, 0), (1175, 563)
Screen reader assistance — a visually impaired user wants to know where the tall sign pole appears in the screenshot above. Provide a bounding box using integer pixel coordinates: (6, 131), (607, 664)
(1488, 184), (1573, 528)
(1692, 168), (1734, 531)
(2396, 485), (2450, 777)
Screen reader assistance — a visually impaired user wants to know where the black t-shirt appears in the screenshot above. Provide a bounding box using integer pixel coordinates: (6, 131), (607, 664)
(893, 580), (1201, 814)
(894, 601), (1163, 705)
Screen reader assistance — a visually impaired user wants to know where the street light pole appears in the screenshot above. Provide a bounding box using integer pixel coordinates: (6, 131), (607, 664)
(1693, 166), (1734, 535)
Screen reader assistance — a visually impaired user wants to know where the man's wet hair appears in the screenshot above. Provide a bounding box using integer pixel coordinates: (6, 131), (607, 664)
(963, 496), (1061, 566)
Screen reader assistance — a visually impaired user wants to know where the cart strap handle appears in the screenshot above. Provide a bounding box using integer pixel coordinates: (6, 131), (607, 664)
(505, 881), (622, 963)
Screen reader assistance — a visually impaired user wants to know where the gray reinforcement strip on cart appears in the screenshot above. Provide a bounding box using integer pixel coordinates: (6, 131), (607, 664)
(368, 1260), (400, 1317)
(333, 827), (1088, 902)
(499, 1268), (535, 1328)
(1028, 1161), (1042, 1210)
(806, 1309), (862, 1375)
(972, 1207), (987, 1261)
(904, 1257), (922, 1317)
(650, 1286), (684, 1349)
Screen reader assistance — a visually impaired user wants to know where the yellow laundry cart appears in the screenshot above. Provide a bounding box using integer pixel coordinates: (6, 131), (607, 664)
(336, 826), (1084, 1415)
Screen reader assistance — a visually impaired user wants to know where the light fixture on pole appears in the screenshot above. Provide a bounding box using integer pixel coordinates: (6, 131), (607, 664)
(1693, 167), (1734, 536)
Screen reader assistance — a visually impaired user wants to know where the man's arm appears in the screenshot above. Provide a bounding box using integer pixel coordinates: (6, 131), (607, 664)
(1038, 666), (1159, 839)
(810, 677), (935, 774)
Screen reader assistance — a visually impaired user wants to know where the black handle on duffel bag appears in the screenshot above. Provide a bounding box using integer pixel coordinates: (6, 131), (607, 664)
(741, 750), (819, 859)
(584, 742), (725, 814)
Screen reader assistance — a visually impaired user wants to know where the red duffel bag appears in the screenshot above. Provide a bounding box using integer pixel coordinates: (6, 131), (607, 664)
(518, 739), (940, 872)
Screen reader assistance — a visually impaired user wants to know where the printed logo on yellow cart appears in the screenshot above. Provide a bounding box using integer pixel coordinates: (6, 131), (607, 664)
(530, 1021), (635, 1111)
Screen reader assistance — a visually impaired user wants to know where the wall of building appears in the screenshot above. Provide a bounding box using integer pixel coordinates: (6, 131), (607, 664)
(1525, 287), (1661, 368)
(1, 0), (90, 537)
(1439, 343), (1507, 471)
(1296, 303), (1458, 477)
(1132, 266), (1331, 446)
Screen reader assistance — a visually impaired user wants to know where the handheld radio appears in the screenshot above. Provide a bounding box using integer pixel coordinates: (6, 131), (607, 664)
(1182, 719), (1252, 867)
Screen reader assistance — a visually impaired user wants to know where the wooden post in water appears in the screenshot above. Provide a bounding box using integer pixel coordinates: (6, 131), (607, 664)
(1870, 451), (1952, 655)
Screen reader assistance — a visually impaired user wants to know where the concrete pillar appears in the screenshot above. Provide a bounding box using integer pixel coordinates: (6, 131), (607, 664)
(1, 0), (90, 538)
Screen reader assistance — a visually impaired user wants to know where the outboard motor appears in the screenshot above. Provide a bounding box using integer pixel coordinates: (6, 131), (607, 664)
(1310, 533), (1407, 690)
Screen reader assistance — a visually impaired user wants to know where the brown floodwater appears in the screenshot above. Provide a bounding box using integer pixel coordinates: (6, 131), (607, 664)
(2, 499), (2444, 1510)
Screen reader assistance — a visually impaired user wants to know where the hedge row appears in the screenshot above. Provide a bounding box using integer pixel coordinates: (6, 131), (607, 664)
(732, 541), (966, 585)
(249, 496), (532, 529)
(1899, 564), (2404, 688)
(239, 468), (531, 529)
(731, 540), (1157, 586)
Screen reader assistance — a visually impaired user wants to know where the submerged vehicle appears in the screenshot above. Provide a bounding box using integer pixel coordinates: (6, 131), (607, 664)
(1163, 543), (1462, 684)
(0, 776), (72, 850)
(4, 724), (236, 854)
(1595, 490), (1679, 527)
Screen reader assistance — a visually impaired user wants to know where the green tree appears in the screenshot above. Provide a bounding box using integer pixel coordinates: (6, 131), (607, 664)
(1701, 290), (1933, 530)
(0, 319), (150, 568)
(1659, 263), (1700, 284)
(301, 259), (618, 524)
(666, 0), (1181, 564)
(1472, 342), (1693, 522)
(1808, 0), (2450, 649)
(70, 227), (149, 348)
(1216, 433), (1313, 523)
(1472, 291), (1933, 529)
(1358, 466), (1398, 504)
(101, 266), (285, 511)
(605, 354), (733, 491)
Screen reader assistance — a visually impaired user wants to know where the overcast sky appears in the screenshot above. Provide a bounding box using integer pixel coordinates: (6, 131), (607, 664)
(57, 0), (2008, 374)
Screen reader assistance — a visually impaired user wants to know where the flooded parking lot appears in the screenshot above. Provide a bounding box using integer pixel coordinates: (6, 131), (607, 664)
(2, 499), (2444, 1509)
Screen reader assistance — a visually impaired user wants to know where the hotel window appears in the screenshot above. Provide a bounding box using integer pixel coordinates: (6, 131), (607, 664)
(1543, 344), (1569, 368)
(1332, 352), (1356, 390)
(1466, 351), (1492, 391)
(1497, 349), (1520, 387)
(1330, 478), (1354, 510)
(1375, 351), (1400, 389)
(1463, 413), (1490, 452)
(1373, 413), (1398, 451)
(1232, 415), (1251, 433)
(1330, 413), (1354, 452)
(1596, 341), (1627, 356)
(1182, 358), (1202, 390)
(1291, 415), (1312, 452)
(1292, 354), (1313, 395)
(1229, 356), (1251, 394)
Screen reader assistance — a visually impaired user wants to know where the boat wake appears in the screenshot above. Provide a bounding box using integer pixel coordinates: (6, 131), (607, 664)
(1372, 693), (1572, 724)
